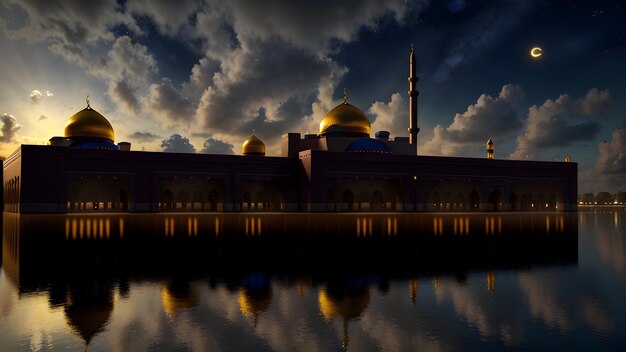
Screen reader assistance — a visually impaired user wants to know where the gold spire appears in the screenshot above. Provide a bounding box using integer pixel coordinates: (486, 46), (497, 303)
(86, 95), (91, 108)
(486, 138), (494, 159)
(343, 87), (348, 104)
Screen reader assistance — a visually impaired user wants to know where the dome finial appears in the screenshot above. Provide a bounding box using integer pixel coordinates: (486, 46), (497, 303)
(411, 43), (414, 52)
(252, 129), (255, 135)
(86, 95), (91, 109)
(343, 88), (348, 104)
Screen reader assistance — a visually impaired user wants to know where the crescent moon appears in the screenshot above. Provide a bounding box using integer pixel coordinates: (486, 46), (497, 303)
(530, 47), (543, 58)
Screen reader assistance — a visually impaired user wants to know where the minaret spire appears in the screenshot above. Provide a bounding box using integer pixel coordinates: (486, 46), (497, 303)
(408, 45), (420, 155)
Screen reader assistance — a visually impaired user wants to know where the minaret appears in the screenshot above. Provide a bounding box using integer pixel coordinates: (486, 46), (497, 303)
(486, 139), (494, 159)
(408, 45), (420, 154)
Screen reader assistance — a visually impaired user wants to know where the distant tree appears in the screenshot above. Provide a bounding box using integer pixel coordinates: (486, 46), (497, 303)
(582, 193), (595, 203)
(614, 191), (626, 203)
(597, 192), (612, 204)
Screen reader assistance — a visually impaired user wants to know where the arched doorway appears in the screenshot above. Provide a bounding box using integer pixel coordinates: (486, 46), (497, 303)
(356, 190), (369, 211)
(342, 190), (354, 211)
(537, 194), (546, 211)
(470, 191), (480, 211)
(208, 190), (219, 211)
(371, 191), (383, 211)
(386, 191), (397, 210)
(509, 193), (519, 211)
(489, 189), (503, 211)
(193, 191), (203, 210)
(161, 190), (174, 210)
(120, 190), (129, 210)
(242, 192), (251, 211)
(270, 192), (282, 211)
(254, 191), (266, 211)
(178, 191), (189, 210)
(444, 192), (452, 211)
(456, 192), (465, 211)
(408, 189), (417, 211)
(432, 191), (441, 210)
(548, 193), (557, 210)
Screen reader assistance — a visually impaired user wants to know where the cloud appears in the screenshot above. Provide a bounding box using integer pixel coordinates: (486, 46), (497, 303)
(421, 84), (524, 156)
(46, 90), (54, 97)
(199, 136), (235, 154)
(30, 90), (43, 103)
(126, 0), (201, 36)
(0, 113), (21, 142)
(146, 78), (195, 123)
(596, 128), (626, 175)
(130, 131), (161, 142)
(510, 92), (601, 160)
(369, 92), (408, 138)
(222, 0), (411, 54)
(160, 134), (196, 153)
(573, 88), (614, 117)
(38, 115), (48, 121)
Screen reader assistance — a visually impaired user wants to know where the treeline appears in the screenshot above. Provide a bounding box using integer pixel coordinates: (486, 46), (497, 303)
(578, 191), (626, 205)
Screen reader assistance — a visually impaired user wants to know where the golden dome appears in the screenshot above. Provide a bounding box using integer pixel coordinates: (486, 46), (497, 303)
(64, 102), (115, 142)
(319, 102), (371, 136)
(242, 134), (266, 156)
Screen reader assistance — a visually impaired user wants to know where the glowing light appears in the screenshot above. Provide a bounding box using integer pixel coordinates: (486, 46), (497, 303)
(530, 47), (543, 58)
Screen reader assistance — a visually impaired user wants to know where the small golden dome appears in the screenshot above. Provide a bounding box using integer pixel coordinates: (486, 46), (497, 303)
(64, 101), (115, 142)
(242, 134), (266, 156)
(319, 102), (371, 136)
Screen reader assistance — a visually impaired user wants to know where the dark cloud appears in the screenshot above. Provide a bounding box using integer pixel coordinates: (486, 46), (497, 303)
(196, 38), (344, 143)
(146, 78), (194, 123)
(199, 136), (234, 154)
(130, 131), (161, 142)
(126, 0), (201, 35)
(422, 84), (524, 156)
(511, 93), (601, 159)
(596, 128), (626, 175)
(111, 79), (140, 112)
(160, 133), (196, 153)
(0, 113), (21, 142)
(38, 115), (48, 121)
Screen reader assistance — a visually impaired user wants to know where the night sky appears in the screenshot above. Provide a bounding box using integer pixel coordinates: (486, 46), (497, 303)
(0, 0), (624, 192)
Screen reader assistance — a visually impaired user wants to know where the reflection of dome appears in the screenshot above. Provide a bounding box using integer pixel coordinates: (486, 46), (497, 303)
(238, 287), (272, 317)
(64, 104), (115, 142)
(319, 102), (371, 136)
(318, 286), (370, 321)
(161, 286), (199, 316)
(345, 138), (391, 153)
(64, 289), (114, 344)
(242, 134), (266, 156)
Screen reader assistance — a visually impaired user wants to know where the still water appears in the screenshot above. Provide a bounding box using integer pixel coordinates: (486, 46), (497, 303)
(0, 211), (624, 351)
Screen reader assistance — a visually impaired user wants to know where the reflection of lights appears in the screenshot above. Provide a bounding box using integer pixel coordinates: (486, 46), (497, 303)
(119, 218), (124, 238)
(409, 279), (418, 305)
(546, 216), (550, 233)
(487, 271), (495, 295)
(215, 217), (220, 237)
(106, 218), (111, 239)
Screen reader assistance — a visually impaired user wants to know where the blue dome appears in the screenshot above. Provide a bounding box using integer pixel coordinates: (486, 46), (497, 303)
(72, 140), (120, 150)
(345, 138), (391, 154)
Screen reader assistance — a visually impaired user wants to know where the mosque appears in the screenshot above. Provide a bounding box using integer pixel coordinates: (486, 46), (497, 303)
(2, 48), (577, 213)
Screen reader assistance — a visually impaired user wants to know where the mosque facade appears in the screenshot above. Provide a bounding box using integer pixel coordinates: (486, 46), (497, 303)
(2, 49), (577, 213)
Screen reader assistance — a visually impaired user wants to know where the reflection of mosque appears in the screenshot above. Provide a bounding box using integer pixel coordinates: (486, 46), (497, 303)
(2, 48), (577, 214)
(2, 212), (581, 350)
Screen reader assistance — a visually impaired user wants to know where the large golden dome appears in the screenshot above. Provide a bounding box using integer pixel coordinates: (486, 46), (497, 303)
(242, 133), (266, 156)
(319, 102), (371, 136)
(64, 102), (115, 142)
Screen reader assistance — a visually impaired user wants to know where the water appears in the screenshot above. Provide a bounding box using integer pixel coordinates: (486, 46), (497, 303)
(0, 211), (624, 351)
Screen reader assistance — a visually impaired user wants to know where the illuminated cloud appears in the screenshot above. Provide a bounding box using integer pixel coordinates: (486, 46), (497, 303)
(574, 88), (614, 117)
(29, 90), (43, 103)
(0, 113), (21, 142)
(369, 92), (408, 138)
(160, 134), (196, 153)
(593, 127), (626, 191)
(421, 84), (524, 156)
(38, 115), (48, 121)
